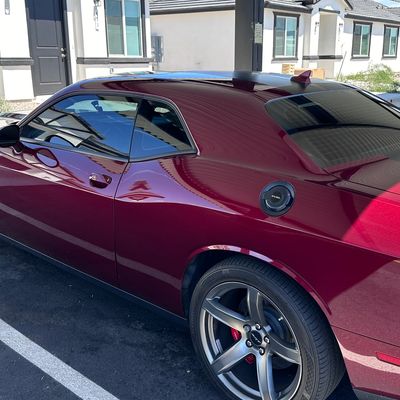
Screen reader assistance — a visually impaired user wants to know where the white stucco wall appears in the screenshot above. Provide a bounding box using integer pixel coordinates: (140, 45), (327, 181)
(0, 0), (151, 101)
(341, 18), (400, 76)
(263, 9), (306, 73)
(151, 8), (309, 73)
(72, 1), (152, 81)
(151, 0), (400, 80)
(0, 0), (30, 58)
(151, 10), (235, 71)
(0, 0), (34, 100)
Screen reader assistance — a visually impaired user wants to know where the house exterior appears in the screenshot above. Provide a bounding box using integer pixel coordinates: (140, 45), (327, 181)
(0, 0), (152, 101)
(150, 0), (400, 78)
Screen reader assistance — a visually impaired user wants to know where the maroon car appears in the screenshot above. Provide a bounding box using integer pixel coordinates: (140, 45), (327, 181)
(0, 72), (399, 400)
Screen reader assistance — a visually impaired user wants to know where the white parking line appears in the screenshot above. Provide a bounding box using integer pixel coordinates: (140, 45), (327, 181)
(0, 318), (120, 400)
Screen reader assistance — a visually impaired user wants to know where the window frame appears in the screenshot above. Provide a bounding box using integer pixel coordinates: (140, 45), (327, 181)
(104, 0), (146, 58)
(18, 91), (198, 163)
(130, 97), (199, 162)
(352, 21), (372, 59)
(382, 25), (399, 59)
(273, 12), (300, 61)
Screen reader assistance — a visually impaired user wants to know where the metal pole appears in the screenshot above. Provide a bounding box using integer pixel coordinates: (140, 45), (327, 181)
(234, 0), (264, 72)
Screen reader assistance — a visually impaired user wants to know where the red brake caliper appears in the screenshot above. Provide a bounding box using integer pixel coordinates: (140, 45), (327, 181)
(230, 328), (255, 365)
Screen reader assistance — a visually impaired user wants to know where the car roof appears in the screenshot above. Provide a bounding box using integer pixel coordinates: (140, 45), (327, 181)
(67, 71), (351, 100)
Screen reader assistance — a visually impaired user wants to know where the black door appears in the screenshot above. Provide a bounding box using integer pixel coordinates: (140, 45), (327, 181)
(26, 0), (68, 96)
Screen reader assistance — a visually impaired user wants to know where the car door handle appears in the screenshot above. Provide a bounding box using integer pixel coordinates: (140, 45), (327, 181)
(89, 173), (112, 189)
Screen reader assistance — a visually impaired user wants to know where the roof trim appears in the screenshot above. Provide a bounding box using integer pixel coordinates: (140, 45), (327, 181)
(76, 57), (153, 65)
(266, 2), (311, 13)
(150, 1), (312, 15)
(150, 3), (234, 14)
(345, 13), (400, 25)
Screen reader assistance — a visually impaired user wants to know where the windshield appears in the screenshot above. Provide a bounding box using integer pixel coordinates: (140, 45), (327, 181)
(266, 89), (400, 171)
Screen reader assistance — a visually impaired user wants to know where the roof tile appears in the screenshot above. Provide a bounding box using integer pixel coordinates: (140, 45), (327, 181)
(150, 0), (400, 22)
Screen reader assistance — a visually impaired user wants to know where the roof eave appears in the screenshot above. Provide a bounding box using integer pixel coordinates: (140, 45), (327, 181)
(151, 1), (312, 15)
(345, 12), (400, 25)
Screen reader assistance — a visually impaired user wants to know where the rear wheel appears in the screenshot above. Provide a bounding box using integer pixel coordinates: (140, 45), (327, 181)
(189, 256), (344, 400)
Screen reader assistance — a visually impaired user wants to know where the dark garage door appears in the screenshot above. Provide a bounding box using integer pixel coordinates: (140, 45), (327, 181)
(26, 0), (68, 96)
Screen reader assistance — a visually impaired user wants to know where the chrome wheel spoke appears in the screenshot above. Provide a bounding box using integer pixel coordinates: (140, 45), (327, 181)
(211, 340), (249, 375)
(203, 298), (247, 330)
(246, 286), (266, 325)
(256, 353), (276, 400)
(269, 332), (301, 365)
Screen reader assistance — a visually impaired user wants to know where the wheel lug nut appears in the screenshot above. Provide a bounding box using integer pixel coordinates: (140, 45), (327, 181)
(264, 336), (270, 344)
(246, 340), (253, 348)
(243, 325), (251, 333)
(255, 324), (261, 330)
(259, 348), (265, 356)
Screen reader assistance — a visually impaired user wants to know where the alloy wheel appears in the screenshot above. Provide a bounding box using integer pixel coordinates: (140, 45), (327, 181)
(199, 282), (302, 400)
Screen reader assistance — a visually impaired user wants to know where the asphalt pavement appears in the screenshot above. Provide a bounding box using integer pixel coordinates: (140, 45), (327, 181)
(0, 239), (360, 400)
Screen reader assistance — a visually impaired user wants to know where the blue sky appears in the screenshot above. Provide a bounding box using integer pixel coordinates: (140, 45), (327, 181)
(377, 0), (400, 6)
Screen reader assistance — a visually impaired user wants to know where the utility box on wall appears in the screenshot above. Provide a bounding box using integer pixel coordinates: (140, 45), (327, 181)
(151, 35), (164, 69)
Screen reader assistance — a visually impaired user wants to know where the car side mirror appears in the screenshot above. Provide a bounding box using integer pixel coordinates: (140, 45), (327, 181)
(0, 124), (20, 147)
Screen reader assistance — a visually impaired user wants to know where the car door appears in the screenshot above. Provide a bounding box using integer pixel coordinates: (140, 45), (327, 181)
(0, 93), (139, 284)
(115, 98), (199, 309)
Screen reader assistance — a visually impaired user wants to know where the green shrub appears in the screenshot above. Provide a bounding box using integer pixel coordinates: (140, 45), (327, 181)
(340, 64), (400, 93)
(0, 98), (11, 113)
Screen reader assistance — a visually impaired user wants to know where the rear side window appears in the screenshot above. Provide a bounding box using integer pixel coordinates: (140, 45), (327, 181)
(131, 99), (195, 160)
(20, 94), (138, 158)
(266, 89), (400, 170)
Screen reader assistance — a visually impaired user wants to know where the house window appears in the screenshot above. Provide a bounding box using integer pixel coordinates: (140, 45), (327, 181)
(274, 14), (299, 58)
(352, 23), (372, 58)
(383, 26), (399, 57)
(105, 0), (143, 56)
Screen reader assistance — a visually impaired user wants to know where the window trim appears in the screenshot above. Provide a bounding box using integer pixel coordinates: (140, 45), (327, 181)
(273, 12), (300, 61)
(351, 21), (373, 59)
(382, 24), (399, 59)
(104, 0), (146, 58)
(18, 90), (198, 163)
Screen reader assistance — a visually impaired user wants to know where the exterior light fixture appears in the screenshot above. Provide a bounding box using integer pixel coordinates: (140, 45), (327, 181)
(93, 0), (102, 31)
(5, 0), (10, 15)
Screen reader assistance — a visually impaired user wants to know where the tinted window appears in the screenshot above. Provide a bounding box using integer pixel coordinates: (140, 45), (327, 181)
(131, 99), (194, 160)
(266, 89), (400, 170)
(21, 94), (138, 158)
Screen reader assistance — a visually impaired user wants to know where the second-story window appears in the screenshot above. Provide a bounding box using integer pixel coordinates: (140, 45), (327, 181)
(105, 0), (143, 57)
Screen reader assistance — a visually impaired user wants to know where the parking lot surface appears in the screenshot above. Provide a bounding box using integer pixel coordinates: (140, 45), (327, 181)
(0, 239), (359, 400)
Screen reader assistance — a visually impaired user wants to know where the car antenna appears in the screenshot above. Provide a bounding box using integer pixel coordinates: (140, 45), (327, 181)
(290, 70), (312, 85)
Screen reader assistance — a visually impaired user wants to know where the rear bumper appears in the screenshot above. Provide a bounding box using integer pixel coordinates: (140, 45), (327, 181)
(333, 327), (400, 400)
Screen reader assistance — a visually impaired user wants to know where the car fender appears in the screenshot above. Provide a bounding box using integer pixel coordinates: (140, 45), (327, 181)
(186, 244), (332, 320)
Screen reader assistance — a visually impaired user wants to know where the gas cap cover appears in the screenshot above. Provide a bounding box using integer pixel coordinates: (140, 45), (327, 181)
(260, 182), (295, 217)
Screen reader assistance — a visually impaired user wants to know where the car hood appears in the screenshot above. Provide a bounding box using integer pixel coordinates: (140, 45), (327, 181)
(334, 157), (400, 195)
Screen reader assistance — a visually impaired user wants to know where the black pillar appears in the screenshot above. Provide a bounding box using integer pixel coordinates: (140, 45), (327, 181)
(234, 0), (264, 72)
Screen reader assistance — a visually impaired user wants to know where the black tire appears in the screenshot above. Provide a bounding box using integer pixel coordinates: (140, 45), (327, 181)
(189, 256), (344, 400)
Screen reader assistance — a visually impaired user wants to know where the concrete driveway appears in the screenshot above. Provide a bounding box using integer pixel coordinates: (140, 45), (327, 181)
(0, 239), (360, 400)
